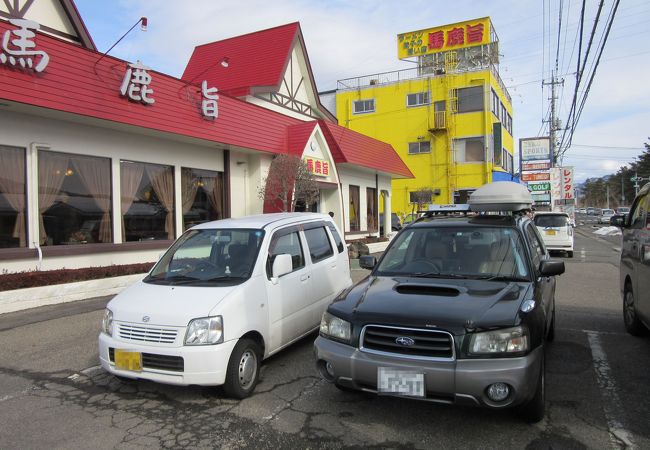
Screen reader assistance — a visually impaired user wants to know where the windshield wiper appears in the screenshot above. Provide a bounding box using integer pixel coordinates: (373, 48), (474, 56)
(409, 273), (468, 279)
(147, 274), (200, 285)
(471, 275), (528, 282)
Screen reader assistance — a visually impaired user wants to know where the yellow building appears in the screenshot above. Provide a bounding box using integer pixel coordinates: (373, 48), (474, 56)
(333, 17), (514, 216)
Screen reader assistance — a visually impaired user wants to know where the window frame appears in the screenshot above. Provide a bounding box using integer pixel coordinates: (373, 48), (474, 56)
(457, 86), (484, 113)
(303, 225), (334, 263)
(453, 136), (486, 163)
(406, 91), (430, 108)
(266, 226), (306, 278)
(352, 99), (375, 115)
(0, 145), (28, 248)
(408, 141), (431, 155)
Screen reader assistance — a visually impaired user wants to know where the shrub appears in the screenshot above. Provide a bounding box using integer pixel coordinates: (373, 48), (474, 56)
(0, 263), (155, 292)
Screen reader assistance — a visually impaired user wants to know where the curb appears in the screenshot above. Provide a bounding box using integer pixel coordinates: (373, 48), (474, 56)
(0, 273), (145, 315)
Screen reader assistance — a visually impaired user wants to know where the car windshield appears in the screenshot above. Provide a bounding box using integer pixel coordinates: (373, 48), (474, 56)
(602, 209), (614, 215)
(375, 226), (530, 281)
(534, 215), (568, 228)
(617, 207), (629, 213)
(144, 228), (265, 286)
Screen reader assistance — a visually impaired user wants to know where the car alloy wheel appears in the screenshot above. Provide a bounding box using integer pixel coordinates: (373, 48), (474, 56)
(624, 286), (647, 336)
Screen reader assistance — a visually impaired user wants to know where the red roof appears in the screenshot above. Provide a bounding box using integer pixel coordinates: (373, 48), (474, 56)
(182, 23), (299, 97)
(319, 121), (413, 179)
(0, 20), (410, 179)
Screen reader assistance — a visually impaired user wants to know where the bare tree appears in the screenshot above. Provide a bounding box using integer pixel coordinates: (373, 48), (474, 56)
(411, 188), (434, 214)
(258, 154), (320, 212)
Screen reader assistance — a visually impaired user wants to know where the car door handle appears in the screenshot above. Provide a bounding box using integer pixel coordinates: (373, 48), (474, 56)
(300, 274), (310, 281)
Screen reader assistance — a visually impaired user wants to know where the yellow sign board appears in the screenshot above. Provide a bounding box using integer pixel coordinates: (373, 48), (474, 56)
(304, 157), (330, 177)
(397, 17), (491, 59)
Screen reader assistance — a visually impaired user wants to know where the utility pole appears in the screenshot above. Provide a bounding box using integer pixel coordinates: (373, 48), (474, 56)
(606, 184), (610, 209)
(543, 73), (565, 164)
(621, 176), (625, 205)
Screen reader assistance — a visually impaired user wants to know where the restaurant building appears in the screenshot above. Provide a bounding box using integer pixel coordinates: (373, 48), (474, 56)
(0, 0), (411, 273)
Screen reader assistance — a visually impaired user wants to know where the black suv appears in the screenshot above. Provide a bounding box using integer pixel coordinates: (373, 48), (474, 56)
(315, 194), (565, 423)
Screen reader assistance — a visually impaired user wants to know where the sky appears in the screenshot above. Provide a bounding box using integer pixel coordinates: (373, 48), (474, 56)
(73, 0), (650, 184)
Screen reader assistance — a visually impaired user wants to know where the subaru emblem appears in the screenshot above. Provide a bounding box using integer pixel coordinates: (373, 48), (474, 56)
(395, 336), (415, 346)
(142, 316), (150, 323)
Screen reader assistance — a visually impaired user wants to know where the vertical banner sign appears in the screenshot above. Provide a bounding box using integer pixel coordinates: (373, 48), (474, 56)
(550, 167), (562, 206)
(562, 167), (574, 200)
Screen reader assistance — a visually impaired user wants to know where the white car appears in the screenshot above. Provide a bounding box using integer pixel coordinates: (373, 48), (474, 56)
(534, 212), (574, 258)
(99, 213), (352, 398)
(598, 209), (616, 224)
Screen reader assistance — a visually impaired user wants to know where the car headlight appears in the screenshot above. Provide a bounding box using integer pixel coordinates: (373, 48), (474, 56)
(320, 311), (351, 343)
(101, 308), (113, 336)
(469, 326), (528, 355)
(185, 316), (223, 345)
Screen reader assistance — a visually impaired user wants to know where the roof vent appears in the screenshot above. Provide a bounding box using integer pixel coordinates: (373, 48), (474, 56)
(468, 182), (532, 212)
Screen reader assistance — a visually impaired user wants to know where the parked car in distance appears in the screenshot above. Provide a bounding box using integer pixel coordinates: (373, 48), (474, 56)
(315, 182), (564, 423)
(598, 209), (616, 224)
(534, 212), (574, 257)
(379, 212), (402, 234)
(586, 207), (595, 215)
(99, 213), (352, 398)
(578, 208), (587, 214)
(611, 182), (650, 336)
(615, 206), (630, 216)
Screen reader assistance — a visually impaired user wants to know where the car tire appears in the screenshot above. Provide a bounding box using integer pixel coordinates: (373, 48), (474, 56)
(520, 351), (545, 423)
(623, 285), (648, 336)
(567, 251), (574, 258)
(547, 307), (556, 342)
(223, 338), (262, 399)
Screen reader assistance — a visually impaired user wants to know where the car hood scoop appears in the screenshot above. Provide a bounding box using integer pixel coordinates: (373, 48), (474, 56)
(395, 283), (460, 297)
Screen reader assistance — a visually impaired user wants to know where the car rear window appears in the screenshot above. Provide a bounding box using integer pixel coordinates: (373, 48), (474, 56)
(534, 215), (568, 227)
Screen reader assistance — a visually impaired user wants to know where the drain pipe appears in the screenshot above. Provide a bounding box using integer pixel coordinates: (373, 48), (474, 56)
(33, 241), (43, 271)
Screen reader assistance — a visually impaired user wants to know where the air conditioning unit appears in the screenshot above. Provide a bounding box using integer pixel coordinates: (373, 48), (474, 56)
(369, 79), (379, 85)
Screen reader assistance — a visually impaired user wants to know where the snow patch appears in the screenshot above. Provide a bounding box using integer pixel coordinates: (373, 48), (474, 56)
(594, 226), (622, 236)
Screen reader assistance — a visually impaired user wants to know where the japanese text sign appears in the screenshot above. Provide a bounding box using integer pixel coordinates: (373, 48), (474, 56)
(120, 61), (154, 105)
(201, 80), (219, 120)
(304, 157), (329, 177)
(521, 172), (550, 182)
(1, 19), (49, 72)
(562, 167), (574, 200)
(397, 17), (491, 59)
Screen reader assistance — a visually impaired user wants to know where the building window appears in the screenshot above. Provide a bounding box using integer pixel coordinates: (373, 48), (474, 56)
(500, 103), (507, 124)
(406, 92), (430, 107)
(353, 99), (375, 114)
(454, 137), (485, 162)
(121, 160), (174, 242)
(0, 145), (27, 248)
(182, 167), (225, 230)
(349, 185), (360, 231)
(409, 190), (433, 204)
(37, 150), (112, 246)
(408, 141), (431, 154)
(506, 113), (513, 134)
(366, 187), (377, 232)
(491, 89), (499, 116)
(457, 86), (484, 113)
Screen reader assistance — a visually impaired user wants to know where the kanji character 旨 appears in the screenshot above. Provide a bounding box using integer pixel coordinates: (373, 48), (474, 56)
(466, 23), (484, 43)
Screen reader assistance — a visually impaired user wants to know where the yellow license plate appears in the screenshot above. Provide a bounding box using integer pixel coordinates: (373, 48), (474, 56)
(114, 349), (142, 372)
(545, 230), (556, 235)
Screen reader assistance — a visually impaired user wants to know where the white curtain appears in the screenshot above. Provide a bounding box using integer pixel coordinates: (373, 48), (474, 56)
(0, 147), (26, 247)
(38, 152), (69, 245)
(120, 162), (144, 240)
(181, 168), (198, 230)
(73, 155), (112, 243)
(202, 174), (224, 219)
(147, 165), (175, 239)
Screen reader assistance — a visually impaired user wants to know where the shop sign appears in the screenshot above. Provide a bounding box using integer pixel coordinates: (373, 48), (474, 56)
(531, 193), (551, 202)
(562, 166), (574, 200)
(201, 80), (219, 120)
(520, 137), (551, 162)
(304, 157), (329, 177)
(550, 167), (562, 202)
(1, 19), (49, 72)
(120, 61), (154, 105)
(397, 17), (491, 59)
(522, 161), (551, 171)
(527, 182), (550, 192)
(521, 172), (550, 182)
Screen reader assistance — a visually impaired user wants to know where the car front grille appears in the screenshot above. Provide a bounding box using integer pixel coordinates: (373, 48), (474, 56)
(118, 323), (178, 344)
(109, 348), (184, 372)
(360, 325), (454, 360)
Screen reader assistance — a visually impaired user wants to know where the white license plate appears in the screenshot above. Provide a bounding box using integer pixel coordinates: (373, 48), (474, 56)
(377, 367), (425, 398)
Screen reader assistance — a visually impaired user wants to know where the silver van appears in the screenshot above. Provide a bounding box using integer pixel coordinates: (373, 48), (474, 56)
(612, 182), (650, 335)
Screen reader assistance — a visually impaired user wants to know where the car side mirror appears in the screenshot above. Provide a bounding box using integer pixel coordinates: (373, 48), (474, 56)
(271, 254), (293, 281)
(539, 259), (565, 277)
(359, 255), (377, 270)
(610, 215), (626, 228)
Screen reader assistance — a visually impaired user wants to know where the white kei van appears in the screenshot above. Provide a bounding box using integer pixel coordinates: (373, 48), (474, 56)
(99, 213), (352, 398)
